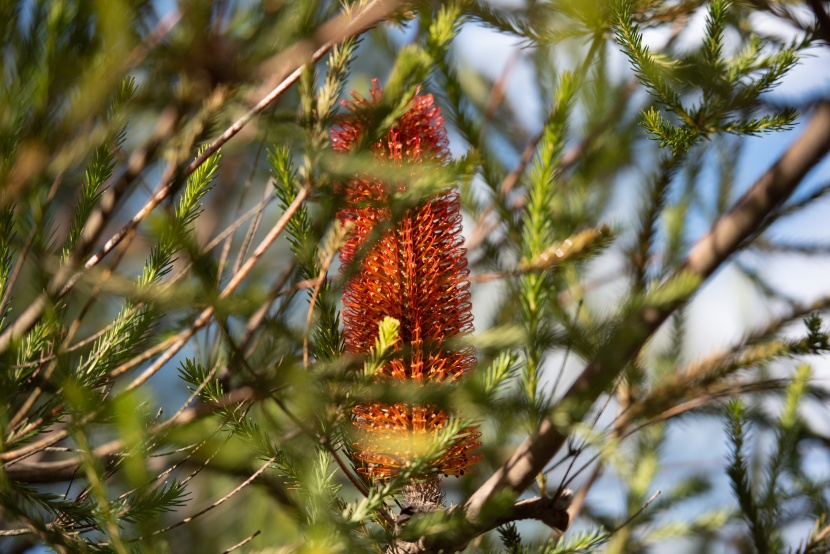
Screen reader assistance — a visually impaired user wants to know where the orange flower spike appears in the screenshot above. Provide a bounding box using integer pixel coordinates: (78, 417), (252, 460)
(335, 81), (475, 384)
(334, 80), (481, 480)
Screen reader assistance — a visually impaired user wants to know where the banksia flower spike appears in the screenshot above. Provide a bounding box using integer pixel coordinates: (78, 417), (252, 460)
(334, 80), (481, 480)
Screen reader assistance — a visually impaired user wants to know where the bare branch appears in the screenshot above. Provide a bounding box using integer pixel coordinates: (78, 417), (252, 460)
(136, 456), (275, 540)
(609, 490), (661, 535)
(221, 530), (261, 554)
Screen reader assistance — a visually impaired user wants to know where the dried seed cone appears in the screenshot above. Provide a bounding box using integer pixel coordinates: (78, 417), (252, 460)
(334, 80), (481, 479)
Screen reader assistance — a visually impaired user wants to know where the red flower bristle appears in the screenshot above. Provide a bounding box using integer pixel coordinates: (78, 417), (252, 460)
(352, 403), (482, 479)
(334, 80), (481, 480)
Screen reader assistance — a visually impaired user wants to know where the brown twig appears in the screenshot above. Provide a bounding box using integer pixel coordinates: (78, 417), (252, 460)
(463, 129), (544, 251)
(231, 166), (271, 278)
(74, 82), (227, 285)
(566, 462), (602, 524)
(221, 530), (261, 554)
(481, 50), (521, 134)
(136, 456), (276, 540)
(494, 492), (572, 534)
(610, 490), (661, 535)
(809, 521), (830, 548)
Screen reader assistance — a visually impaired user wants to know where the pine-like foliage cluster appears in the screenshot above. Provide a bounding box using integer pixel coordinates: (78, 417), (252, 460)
(1, 1), (830, 553)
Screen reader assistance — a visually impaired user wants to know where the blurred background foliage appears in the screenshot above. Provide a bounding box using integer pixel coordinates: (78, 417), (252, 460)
(2, 0), (830, 552)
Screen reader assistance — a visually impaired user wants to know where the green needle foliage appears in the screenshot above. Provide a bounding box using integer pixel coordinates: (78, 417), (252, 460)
(1, 1), (830, 553)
